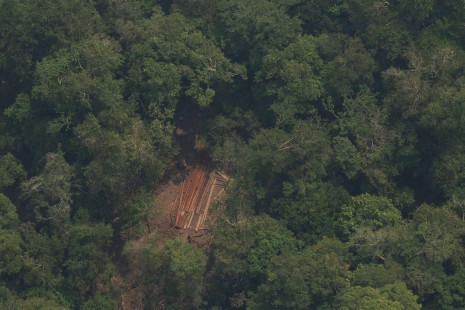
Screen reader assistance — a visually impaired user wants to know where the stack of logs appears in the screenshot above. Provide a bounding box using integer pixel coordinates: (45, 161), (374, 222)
(174, 167), (229, 231)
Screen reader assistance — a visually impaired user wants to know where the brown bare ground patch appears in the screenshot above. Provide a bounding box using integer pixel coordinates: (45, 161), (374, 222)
(148, 164), (228, 248)
(116, 164), (227, 308)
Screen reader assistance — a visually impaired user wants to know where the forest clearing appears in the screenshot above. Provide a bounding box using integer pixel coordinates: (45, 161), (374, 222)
(2, 0), (465, 309)
(174, 167), (228, 231)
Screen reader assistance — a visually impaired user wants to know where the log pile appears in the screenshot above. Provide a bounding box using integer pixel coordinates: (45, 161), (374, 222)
(174, 167), (229, 231)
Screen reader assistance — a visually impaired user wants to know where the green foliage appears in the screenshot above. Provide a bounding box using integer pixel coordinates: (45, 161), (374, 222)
(394, 0), (435, 26)
(119, 189), (157, 238)
(125, 237), (207, 309)
(0, 154), (25, 189)
(381, 282), (421, 310)
(0, 194), (22, 275)
(120, 8), (246, 110)
(4, 94), (32, 124)
(213, 214), (301, 279)
(219, 119), (332, 215)
(335, 282), (420, 310)
(14, 297), (67, 310)
(4, 36), (126, 166)
(19, 224), (66, 294)
(360, 2), (411, 61)
(2, 0), (465, 308)
(0, 0), (102, 83)
(209, 215), (302, 308)
(81, 294), (116, 310)
(214, 0), (302, 67)
(0, 193), (19, 229)
(20, 152), (73, 229)
(157, 239), (207, 308)
(248, 238), (350, 309)
(75, 115), (166, 199)
(437, 267), (465, 309)
(255, 35), (324, 123)
(320, 35), (377, 101)
(409, 205), (464, 266)
(64, 223), (113, 295)
(247, 251), (313, 310)
(334, 90), (402, 192)
(0, 229), (22, 274)
(350, 204), (465, 302)
(338, 194), (402, 239)
(332, 136), (362, 179)
(420, 76), (465, 196)
(209, 107), (261, 149)
(352, 262), (406, 288)
(31, 36), (123, 115)
(0, 285), (16, 309)
(295, 0), (350, 35)
(271, 180), (349, 243)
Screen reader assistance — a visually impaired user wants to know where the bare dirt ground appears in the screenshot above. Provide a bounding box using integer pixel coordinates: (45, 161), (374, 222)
(116, 164), (215, 310)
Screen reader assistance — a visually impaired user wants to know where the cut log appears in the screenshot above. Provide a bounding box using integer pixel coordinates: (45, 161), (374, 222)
(196, 179), (216, 231)
(184, 168), (208, 229)
(194, 213), (203, 232)
(182, 170), (198, 213)
(179, 213), (188, 229)
(180, 177), (191, 211)
(172, 184), (181, 227)
(197, 174), (215, 214)
(177, 180), (184, 208)
(216, 171), (230, 182)
(187, 169), (205, 213)
(214, 187), (225, 200)
(175, 168), (227, 230)
(204, 179), (216, 212)
(186, 210), (196, 229)
(174, 181), (185, 227)
(186, 174), (204, 228)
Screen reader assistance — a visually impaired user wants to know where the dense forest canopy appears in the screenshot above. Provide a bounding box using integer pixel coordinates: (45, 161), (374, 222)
(1, 0), (465, 309)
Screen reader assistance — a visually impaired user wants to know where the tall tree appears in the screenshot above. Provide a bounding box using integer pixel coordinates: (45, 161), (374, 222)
(20, 152), (73, 231)
(0, 194), (22, 275)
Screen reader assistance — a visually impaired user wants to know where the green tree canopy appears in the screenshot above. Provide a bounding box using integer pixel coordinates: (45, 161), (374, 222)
(338, 194), (402, 239)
